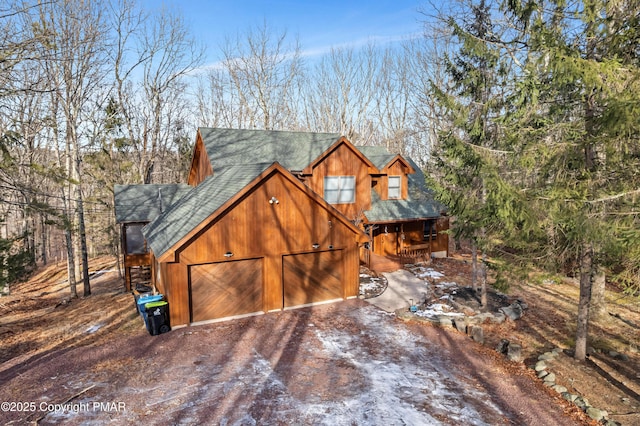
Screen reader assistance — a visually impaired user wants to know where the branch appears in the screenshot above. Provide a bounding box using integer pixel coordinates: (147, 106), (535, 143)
(586, 189), (640, 204)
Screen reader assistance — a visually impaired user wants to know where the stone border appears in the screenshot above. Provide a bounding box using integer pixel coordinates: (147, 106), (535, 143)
(396, 308), (622, 425)
(533, 349), (620, 426)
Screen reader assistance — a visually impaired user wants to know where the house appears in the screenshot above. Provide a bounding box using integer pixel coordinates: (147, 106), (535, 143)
(114, 128), (448, 327)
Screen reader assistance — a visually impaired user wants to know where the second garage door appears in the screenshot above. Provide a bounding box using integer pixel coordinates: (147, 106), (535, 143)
(283, 250), (343, 308)
(190, 258), (263, 323)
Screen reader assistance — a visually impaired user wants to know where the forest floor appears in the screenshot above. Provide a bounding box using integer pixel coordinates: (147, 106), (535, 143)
(0, 256), (638, 424)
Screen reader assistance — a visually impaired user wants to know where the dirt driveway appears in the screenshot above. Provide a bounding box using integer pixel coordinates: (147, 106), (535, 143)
(1, 294), (586, 425)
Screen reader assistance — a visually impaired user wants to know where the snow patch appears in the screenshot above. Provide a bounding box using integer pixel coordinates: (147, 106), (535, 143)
(414, 303), (465, 318)
(414, 268), (444, 279)
(85, 324), (103, 334)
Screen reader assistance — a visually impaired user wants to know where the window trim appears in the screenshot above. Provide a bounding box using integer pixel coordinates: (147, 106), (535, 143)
(388, 175), (401, 199)
(324, 176), (356, 204)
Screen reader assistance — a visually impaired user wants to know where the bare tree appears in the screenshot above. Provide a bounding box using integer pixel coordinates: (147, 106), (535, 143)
(110, 1), (203, 183)
(218, 21), (303, 130)
(33, 0), (110, 297)
(302, 45), (379, 143)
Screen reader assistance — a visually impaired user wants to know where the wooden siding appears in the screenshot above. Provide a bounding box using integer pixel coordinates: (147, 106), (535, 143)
(372, 225), (402, 256)
(161, 262), (190, 326)
(374, 159), (410, 201)
(433, 217), (450, 254)
(283, 250), (343, 307)
(305, 142), (372, 220)
(187, 133), (213, 186)
(153, 257), (164, 295)
(160, 169), (361, 325)
(190, 259), (263, 322)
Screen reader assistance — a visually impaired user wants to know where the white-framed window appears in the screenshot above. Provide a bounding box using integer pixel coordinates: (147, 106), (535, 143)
(324, 176), (356, 204)
(388, 176), (401, 199)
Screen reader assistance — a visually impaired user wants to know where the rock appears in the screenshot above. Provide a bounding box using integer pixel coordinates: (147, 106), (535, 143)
(476, 312), (494, 323)
(608, 350), (619, 358)
(538, 352), (555, 361)
(507, 344), (523, 362)
(453, 318), (467, 333)
(543, 372), (556, 383)
(534, 361), (547, 371)
(496, 339), (509, 354)
(586, 407), (607, 421)
(491, 312), (506, 324)
(437, 315), (454, 328)
(552, 385), (568, 393)
(470, 325), (484, 344)
(574, 396), (589, 410)
(499, 302), (524, 320)
(562, 392), (578, 402)
(552, 347), (564, 355)
(537, 370), (548, 379)
(616, 353), (630, 361)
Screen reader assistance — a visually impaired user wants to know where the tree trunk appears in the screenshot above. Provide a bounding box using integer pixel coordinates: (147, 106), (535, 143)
(74, 156), (91, 296)
(590, 270), (606, 322)
(40, 214), (47, 265)
(77, 187), (91, 296)
(64, 223), (77, 299)
(471, 241), (478, 292)
(480, 247), (488, 309)
(575, 243), (594, 361)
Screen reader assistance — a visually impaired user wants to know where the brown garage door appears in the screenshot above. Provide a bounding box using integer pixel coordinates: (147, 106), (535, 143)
(190, 258), (263, 323)
(283, 250), (343, 308)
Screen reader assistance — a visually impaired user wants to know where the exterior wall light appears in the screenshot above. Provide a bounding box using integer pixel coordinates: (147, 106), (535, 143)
(269, 196), (279, 204)
(224, 252), (234, 258)
(312, 243), (320, 249)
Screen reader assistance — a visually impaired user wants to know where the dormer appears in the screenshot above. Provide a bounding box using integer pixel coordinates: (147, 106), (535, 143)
(374, 154), (415, 201)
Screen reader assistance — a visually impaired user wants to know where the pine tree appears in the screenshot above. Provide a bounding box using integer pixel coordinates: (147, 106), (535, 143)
(429, 0), (536, 308)
(502, 0), (640, 360)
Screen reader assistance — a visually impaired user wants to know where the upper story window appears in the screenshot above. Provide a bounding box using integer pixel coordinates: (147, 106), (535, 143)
(388, 176), (401, 199)
(324, 176), (355, 204)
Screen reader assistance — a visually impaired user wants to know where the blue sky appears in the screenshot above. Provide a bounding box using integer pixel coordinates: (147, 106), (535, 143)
(144, 0), (426, 65)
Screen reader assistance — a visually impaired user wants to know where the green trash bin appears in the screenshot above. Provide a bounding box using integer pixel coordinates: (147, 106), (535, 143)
(144, 301), (171, 336)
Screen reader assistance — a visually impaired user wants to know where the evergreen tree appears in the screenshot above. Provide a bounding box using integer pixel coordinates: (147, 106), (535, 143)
(502, 0), (640, 360)
(429, 0), (536, 307)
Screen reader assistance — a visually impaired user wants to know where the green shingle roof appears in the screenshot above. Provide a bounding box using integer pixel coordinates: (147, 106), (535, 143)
(365, 157), (447, 223)
(114, 184), (192, 223)
(356, 146), (396, 170)
(142, 163), (274, 258)
(199, 128), (341, 171)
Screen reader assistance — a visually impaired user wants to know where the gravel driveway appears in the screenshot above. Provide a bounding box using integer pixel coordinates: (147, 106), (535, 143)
(0, 299), (582, 425)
